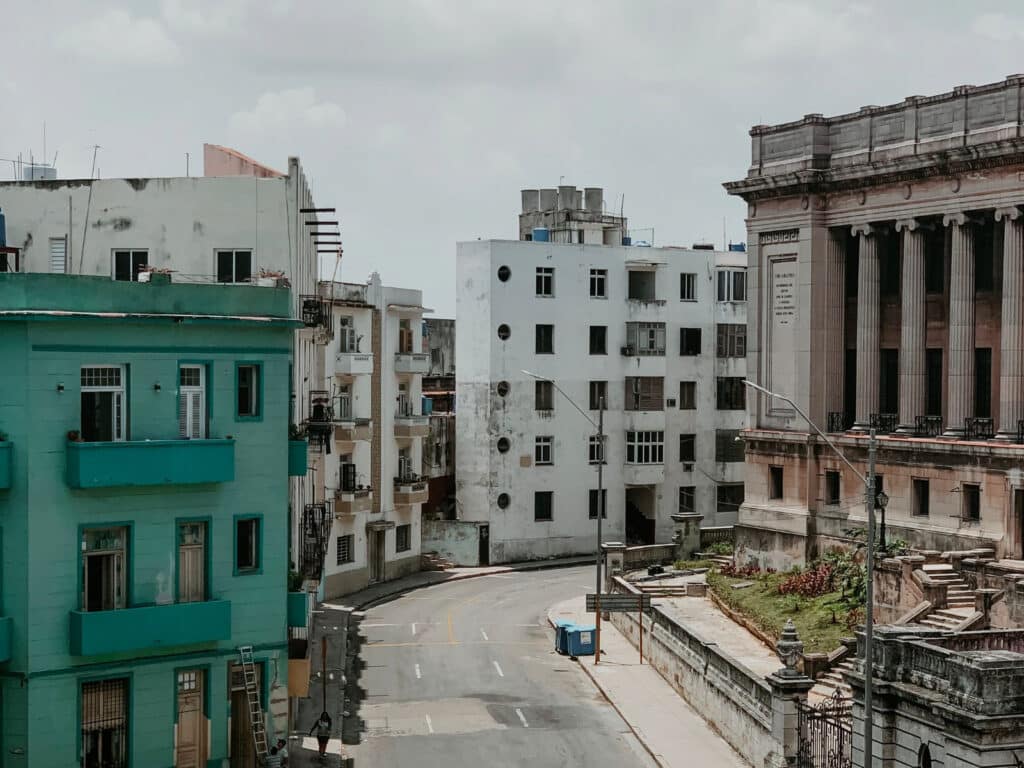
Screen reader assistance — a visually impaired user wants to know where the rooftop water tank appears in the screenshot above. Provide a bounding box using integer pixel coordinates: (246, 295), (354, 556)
(22, 164), (56, 181)
(728, 242), (747, 252)
(532, 227), (550, 242)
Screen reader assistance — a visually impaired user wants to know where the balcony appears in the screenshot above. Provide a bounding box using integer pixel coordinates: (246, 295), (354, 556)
(0, 441), (10, 489)
(394, 476), (428, 505)
(394, 352), (429, 375)
(335, 351), (373, 376)
(0, 615), (10, 662)
(66, 439), (235, 489)
(623, 463), (665, 486)
(288, 440), (308, 476)
(69, 600), (231, 656)
(869, 413), (898, 435)
(395, 415), (429, 439)
(966, 416), (996, 440)
(335, 421), (372, 444)
(335, 488), (373, 515)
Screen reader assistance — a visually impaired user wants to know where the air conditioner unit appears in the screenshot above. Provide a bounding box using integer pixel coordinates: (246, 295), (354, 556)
(667, 398), (677, 408)
(620, 345), (635, 356)
(682, 462), (694, 472)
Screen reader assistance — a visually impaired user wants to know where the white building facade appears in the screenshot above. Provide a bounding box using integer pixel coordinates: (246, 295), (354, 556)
(456, 238), (748, 564)
(319, 275), (430, 596)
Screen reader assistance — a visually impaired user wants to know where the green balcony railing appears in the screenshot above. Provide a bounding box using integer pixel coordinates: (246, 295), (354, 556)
(66, 439), (235, 488)
(288, 440), (309, 477)
(287, 591), (309, 628)
(0, 441), (10, 489)
(0, 616), (11, 663)
(69, 600), (231, 656)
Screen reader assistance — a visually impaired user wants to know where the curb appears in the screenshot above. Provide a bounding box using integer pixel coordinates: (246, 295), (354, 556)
(545, 612), (668, 768)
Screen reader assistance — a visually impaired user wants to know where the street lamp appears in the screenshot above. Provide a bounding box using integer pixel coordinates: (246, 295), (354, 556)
(743, 380), (877, 768)
(523, 370), (605, 661)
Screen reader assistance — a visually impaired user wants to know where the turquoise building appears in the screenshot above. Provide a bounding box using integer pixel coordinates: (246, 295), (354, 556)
(0, 274), (301, 767)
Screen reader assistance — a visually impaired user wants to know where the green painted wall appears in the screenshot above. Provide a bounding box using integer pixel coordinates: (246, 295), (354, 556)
(0, 277), (293, 766)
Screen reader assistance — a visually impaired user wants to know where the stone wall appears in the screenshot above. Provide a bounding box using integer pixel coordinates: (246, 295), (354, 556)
(958, 558), (1024, 627)
(422, 519), (481, 567)
(622, 543), (677, 570)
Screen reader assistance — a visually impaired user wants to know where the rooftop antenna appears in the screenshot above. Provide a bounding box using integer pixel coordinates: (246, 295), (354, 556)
(723, 217), (727, 251)
(185, 152), (190, 177)
(42, 121), (46, 170)
(89, 145), (101, 179)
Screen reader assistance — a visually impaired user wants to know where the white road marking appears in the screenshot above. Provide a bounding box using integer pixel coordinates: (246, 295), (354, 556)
(425, 714), (434, 734)
(480, 628), (489, 641)
(415, 664), (422, 679)
(516, 708), (529, 728)
(493, 661), (504, 678)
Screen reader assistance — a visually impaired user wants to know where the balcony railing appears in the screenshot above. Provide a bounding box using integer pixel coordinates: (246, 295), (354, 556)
(394, 473), (428, 505)
(394, 352), (430, 374)
(301, 295), (330, 329)
(966, 416), (995, 440)
(915, 415), (943, 437)
(869, 413), (898, 435)
(826, 412), (851, 433)
(66, 439), (235, 488)
(299, 502), (331, 580)
(69, 600), (231, 656)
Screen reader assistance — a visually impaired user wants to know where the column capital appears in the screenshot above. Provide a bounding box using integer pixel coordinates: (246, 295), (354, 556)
(851, 222), (875, 238)
(895, 218), (922, 232)
(995, 206), (1023, 222)
(943, 211), (968, 227)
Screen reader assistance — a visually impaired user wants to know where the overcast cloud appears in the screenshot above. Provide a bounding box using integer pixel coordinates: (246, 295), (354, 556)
(3, 0), (1023, 315)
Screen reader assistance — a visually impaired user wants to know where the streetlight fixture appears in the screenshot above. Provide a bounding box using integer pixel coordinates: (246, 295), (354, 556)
(743, 380), (877, 768)
(523, 370), (605, 663)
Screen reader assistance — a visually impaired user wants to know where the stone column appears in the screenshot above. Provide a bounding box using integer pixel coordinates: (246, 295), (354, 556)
(852, 224), (879, 431)
(996, 206), (1024, 441)
(943, 213), (976, 438)
(824, 230), (846, 422)
(896, 219), (927, 434)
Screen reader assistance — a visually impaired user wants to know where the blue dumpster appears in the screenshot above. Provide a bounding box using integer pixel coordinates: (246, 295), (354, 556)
(553, 619), (575, 654)
(566, 624), (596, 656)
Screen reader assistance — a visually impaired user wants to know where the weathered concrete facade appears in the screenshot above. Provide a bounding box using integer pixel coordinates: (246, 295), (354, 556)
(726, 76), (1024, 569)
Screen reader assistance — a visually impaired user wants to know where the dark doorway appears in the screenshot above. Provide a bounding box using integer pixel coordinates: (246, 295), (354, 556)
(879, 349), (899, 415)
(478, 525), (490, 566)
(843, 348), (857, 427)
(975, 348), (992, 418)
(625, 489), (655, 545)
(926, 349), (943, 417)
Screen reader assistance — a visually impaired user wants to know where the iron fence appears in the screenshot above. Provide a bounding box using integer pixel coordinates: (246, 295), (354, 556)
(869, 413), (898, 434)
(826, 412), (851, 433)
(965, 416), (995, 440)
(300, 502), (331, 580)
(915, 415), (943, 437)
(796, 691), (852, 768)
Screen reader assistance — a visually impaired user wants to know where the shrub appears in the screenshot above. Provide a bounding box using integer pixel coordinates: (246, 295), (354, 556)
(707, 541), (734, 555)
(777, 564), (833, 598)
(719, 562), (762, 578)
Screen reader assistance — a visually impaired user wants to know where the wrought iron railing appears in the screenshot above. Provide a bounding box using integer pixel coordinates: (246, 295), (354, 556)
(336, 395), (352, 421)
(869, 413), (898, 434)
(965, 416), (995, 440)
(915, 415), (943, 437)
(305, 390), (334, 450)
(300, 502), (331, 580)
(796, 691), (852, 768)
(300, 295), (329, 328)
(826, 412), (850, 433)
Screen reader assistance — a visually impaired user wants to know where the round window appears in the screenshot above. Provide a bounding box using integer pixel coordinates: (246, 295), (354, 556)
(497, 437), (510, 453)
(497, 493), (510, 509)
(497, 324), (511, 340)
(496, 381), (510, 397)
(497, 265), (511, 282)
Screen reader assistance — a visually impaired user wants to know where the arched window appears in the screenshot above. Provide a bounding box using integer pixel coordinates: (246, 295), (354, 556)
(918, 744), (932, 768)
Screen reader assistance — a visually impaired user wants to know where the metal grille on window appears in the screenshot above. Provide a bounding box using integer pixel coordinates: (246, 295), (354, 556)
(50, 237), (67, 273)
(81, 679), (128, 768)
(301, 503), (331, 579)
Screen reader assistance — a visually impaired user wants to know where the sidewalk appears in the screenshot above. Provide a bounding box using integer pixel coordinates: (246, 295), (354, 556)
(325, 554), (595, 610)
(548, 597), (749, 768)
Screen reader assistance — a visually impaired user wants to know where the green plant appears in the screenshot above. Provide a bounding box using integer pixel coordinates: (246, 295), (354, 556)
(706, 541), (734, 556)
(289, 423), (307, 440)
(288, 569), (304, 592)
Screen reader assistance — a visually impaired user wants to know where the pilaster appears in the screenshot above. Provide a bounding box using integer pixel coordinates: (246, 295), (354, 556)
(852, 223), (879, 431)
(895, 219), (926, 433)
(996, 206), (1024, 441)
(943, 212), (976, 438)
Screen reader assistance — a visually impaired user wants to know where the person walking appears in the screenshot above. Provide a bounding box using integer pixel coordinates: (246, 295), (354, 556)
(309, 711), (332, 759)
(275, 738), (289, 766)
(263, 746), (282, 768)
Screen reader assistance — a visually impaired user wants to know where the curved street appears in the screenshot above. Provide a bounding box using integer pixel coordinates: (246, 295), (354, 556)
(346, 566), (657, 767)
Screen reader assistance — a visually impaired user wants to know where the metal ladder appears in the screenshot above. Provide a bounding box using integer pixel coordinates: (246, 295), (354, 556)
(238, 646), (269, 760)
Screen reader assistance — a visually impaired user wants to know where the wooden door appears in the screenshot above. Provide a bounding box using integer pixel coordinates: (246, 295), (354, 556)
(229, 663), (260, 768)
(178, 523), (206, 603)
(176, 670), (205, 768)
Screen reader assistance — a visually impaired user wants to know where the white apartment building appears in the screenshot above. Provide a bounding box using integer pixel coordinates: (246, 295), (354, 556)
(0, 144), (330, 578)
(457, 209), (748, 564)
(318, 275), (430, 597)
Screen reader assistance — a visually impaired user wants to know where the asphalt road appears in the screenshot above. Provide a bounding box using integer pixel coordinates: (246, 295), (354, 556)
(346, 566), (657, 768)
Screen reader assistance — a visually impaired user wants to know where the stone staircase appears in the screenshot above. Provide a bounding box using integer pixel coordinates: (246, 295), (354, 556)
(812, 657), (854, 700)
(916, 564), (976, 630)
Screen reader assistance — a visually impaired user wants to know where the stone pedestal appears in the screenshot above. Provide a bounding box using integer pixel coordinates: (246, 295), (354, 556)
(601, 541), (626, 592)
(670, 513), (703, 561)
(766, 621), (816, 767)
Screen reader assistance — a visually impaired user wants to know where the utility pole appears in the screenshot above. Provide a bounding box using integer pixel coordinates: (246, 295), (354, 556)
(595, 396), (605, 664)
(864, 428), (876, 768)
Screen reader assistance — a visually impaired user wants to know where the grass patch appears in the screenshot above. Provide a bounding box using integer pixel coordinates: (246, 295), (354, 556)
(706, 569), (852, 654)
(673, 559), (715, 571)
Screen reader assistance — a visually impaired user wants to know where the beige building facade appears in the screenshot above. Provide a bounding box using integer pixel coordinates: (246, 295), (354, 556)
(726, 76), (1024, 569)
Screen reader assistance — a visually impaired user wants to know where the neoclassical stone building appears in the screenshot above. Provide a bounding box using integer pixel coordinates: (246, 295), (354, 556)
(725, 76), (1024, 568)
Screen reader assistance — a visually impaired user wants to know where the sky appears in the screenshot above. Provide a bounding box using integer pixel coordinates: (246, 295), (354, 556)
(4, 0), (1024, 316)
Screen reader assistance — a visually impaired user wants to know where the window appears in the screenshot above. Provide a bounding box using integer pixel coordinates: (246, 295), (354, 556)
(589, 380), (607, 410)
(679, 434), (696, 462)
(769, 466), (783, 499)
(716, 377), (746, 410)
(396, 524), (411, 553)
(626, 322), (666, 355)
(535, 324), (554, 354)
(81, 365), (126, 442)
(679, 381), (696, 410)
(680, 272), (697, 301)
(715, 429), (744, 462)
(589, 325), (607, 355)
(680, 328), (702, 356)
(625, 377), (664, 411)
(679, 486), (695, 513)
(498, 265), (511, 282)
(716, 268), (746, 301)
(398, 318), (414, 353)
(717, 483), (745, 514)
(497, 324), (511, 340)
(536, 266), (554, 297)
(716, 324), (746, 358)
(235, 517), (261, 573)
(535, 380), (554, 411)
(588, 435), (605, 464)
(534, 491), (553, 521)
(627, 270), (656, 301)
(81, 527), (128, 612)
(236, 364), (261, 418)
(825, 471), (840, 506)
(590, 268), (607, 298)
(340, 458), (358, 490)
(216, 249), (253, 283)
(338, 315), (357, 352)
(398, 447), (413, 480)
(50, 236), (67, 273)
(962, 483), (981, 521)
(626, 431), (664, 464)
(81, 678), (128, 768)
(535, 436), (553, 465)
(912, 479), (930, 517)
(178, 365), (207, 439)
(589, 489), (608, 519)
(177, 522), (207, 603)
(113, 249), (148, 281)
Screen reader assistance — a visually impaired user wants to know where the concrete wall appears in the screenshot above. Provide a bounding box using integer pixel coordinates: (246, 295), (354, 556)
(425, 318), (455, 376)
(422, 520), (482, 566)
